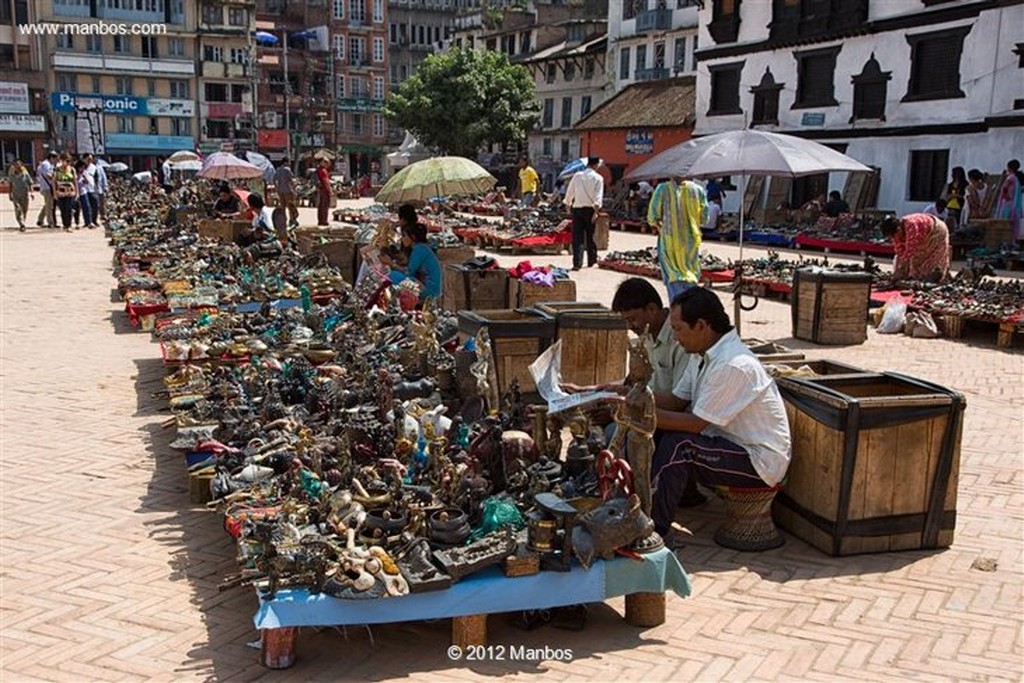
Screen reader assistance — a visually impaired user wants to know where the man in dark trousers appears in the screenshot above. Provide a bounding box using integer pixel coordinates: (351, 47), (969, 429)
(563, 156), (604, 270)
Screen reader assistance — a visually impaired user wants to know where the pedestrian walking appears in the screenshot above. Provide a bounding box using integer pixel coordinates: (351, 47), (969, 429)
(36, 150), (58, 228)
(316, 158), (332, 226)
(517, 157), (540, 207)
(274, 157), (298, 228)
(53, 157), (76, 231)
(647, 176), (707, 299)
(7, 159), (32, 231)
(563, 156), (604, 270)
(75, 160), (97, 229)
(94, 158), (108, 223)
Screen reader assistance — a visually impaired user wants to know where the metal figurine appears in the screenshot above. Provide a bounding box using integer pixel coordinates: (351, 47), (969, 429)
(470, 328), (500, 414)
(607, 332), (657, 517)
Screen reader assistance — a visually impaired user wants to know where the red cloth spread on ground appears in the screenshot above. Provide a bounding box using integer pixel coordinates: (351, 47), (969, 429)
(702, 269), (734, 283)
(125, 302), (169, 326)
(869, 290), (912, 305)
(794, 235), (895, 256)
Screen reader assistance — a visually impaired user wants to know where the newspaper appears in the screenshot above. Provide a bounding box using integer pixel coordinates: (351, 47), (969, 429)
(528, 340), (618, 414)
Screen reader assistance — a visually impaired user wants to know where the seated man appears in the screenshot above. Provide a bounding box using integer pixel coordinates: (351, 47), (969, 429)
(651, 288), (791, 538)
(237, 193), (282, 256)
(213, 183), (242, 219)
(823, 190), (850, 218)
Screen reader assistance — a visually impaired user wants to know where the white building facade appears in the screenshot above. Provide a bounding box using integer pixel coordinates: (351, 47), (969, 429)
(607, 0), (701, 93)
(694, 0), (1024, 216)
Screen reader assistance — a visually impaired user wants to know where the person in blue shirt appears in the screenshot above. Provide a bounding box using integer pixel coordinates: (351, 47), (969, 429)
(387, 204), (442, 303)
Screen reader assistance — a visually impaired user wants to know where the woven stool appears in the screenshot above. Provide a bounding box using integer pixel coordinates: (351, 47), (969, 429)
(713, 485), (784, 551)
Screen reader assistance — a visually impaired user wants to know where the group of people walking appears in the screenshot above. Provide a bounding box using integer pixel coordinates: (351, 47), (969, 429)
(8, 151), (108, 232)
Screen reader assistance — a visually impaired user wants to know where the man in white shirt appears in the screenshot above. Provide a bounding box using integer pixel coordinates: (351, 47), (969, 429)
(160, 156), (173, 190)
(563, 156), (604, 270)
(650, 287), (791, 537)
(923, 198), (949, 222)
(36, 151), (57, 228)
(94, 159), (109, 223)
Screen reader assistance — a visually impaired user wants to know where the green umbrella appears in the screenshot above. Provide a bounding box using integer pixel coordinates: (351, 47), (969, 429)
(375, 156), (496, 205)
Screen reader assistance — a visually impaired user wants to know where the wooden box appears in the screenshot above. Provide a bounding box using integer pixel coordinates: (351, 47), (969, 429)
(436, 245), (476, 266)
(791, 268), (872, 345)
(443, 264), (509, 311)
(198, 219), (249, 243)
(773, 372), (964, 556)
(763, 358), (870, 378)
(979, 219), (1014, 249)
(296, 225), (357, 255)
(508, 278), (577, 308)
(743, 338), (806, 363)
(532, 301), (627, 386)
(311, 239), (358, 283)
(457, 309), (556, 394)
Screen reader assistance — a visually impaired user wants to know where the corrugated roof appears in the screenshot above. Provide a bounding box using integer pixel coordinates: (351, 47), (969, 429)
(574, 76), (697, 130)
(524, 34), (607, 62)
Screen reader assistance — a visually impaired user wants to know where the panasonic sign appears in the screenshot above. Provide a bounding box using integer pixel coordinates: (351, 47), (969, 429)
(52, 92), (148, 116)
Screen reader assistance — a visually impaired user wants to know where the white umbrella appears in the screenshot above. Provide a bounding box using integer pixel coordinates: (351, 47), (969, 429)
(245, 151), (276, 183)
(167, 150), (200, 163)
(197, 152), (263, 181)
(108, 162), (129, 173)
(132, 171), (152, 184)
(625, 129), (872, 331)
(169, 159), (202, 172)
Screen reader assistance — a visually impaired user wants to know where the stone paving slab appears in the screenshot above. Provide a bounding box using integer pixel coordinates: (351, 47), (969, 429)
(0, 198), (1020, 681)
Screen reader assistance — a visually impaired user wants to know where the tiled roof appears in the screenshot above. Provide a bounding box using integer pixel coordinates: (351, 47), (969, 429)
(574, 76), (697, 130)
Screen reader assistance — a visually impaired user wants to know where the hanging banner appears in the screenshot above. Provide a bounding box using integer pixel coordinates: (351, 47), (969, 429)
(75, 97), (105, 155)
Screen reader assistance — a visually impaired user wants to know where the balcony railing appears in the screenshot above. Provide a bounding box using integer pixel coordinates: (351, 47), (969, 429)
(348, 56), (372, 68)
(635, 8), (673, 34)
(52, 51), (195, 76)
(636, 67), (671, 82)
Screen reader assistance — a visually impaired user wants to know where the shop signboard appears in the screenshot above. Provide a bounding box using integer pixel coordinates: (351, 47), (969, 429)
(0, 114), (46, 132)
(0, 82), (29, 114)
(257, 129), (288, 149)
(147, 98), (195, 118)
(104, 133), (195, 153)
(336, 98), (384, 113)
(208, 102), (243, 119)
(625, 129), (654, 155)
(52, 93), (194, 117)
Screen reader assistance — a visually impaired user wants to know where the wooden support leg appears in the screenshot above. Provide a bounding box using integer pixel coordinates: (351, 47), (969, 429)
(624, 592), (666, 628)
(260, 627), (297, 669)
(998, 322), (1014, 349)
(451, 614), (487, 648)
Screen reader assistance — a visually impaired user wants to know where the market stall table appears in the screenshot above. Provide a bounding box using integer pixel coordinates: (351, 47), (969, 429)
(255, 547), (690, 668)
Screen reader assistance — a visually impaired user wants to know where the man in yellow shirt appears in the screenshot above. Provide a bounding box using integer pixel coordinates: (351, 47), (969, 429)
(518, 157), (540, 207)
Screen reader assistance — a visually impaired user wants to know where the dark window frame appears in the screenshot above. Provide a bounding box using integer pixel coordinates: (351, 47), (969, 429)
(792, 45), (840, 109)
(850, 53), (891, 122)
(750, 67), (783, 126)
(908, 149), (949, 202)
(902, 26), (970, 102)
(709, 0), (742, 44)
(708, 60), (744, 116)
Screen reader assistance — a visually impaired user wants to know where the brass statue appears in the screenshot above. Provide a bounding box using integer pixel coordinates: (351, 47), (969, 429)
(470, 328), (500, 414)
(608, 332), (656, 516)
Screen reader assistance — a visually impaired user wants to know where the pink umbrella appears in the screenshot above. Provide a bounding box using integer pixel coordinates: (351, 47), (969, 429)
(197, 152), (263, 181)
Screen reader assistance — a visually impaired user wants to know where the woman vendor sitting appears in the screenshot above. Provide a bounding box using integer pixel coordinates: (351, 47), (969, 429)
(880, 213), (951, 283)
(384, 204), (442, 303)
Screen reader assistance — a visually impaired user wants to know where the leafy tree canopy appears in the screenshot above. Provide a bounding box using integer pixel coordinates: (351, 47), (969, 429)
(384, 47), (540, 158)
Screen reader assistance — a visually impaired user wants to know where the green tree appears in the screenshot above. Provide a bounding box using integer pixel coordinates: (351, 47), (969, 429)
(384, 47), (540, 158)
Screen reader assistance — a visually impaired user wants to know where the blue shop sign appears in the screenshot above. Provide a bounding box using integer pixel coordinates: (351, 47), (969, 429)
(105, 133), (195, 153)
(625, 129), (654, 155)
(51, 92), (148, 116)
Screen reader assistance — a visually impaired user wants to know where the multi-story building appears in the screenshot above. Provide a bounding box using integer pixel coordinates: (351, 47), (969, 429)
(331, 0), (390, 179)
(386, 0), (460, 146)
(523, 20), (608, 191)
(254, 0), (332, 165)
(695, 0), (1024, 216)
(41, 0), (198, 170)
(607, 0), (700, 93)
(197, 0), (256, 155)
(0, 0), (48, 167)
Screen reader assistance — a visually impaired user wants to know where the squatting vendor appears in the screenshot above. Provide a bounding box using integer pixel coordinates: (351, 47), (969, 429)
(382, 204), (443, 304)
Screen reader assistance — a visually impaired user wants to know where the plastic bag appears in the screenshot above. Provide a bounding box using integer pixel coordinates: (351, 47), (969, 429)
(877, 301), (907, 334)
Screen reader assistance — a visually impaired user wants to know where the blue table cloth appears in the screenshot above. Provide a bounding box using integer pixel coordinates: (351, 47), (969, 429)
(254, 547), (690, 629)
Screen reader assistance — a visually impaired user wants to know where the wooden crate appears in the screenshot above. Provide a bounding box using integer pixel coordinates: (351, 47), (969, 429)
(532, 302), (627, 386)
(774, 372), (964, 556)
(763, 358), (871, 377)
(310, 239), (358, 283)
(791, 269), (872, 345)
(979, 219), (1014, 249)
(508, 278), (577, 308)
(198, 219), (249, 243)
(457, 309), (556, 394)
(436, 245), (476, 266)
(442, 264), (509, 311)
(296, 225), (358, 255)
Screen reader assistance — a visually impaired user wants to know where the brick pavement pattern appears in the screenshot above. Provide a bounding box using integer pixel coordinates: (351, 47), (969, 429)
(0, 198), (1021, 681)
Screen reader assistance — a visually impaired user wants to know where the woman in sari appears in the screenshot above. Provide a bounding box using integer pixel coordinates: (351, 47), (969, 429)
(880, 214), (950, 282)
